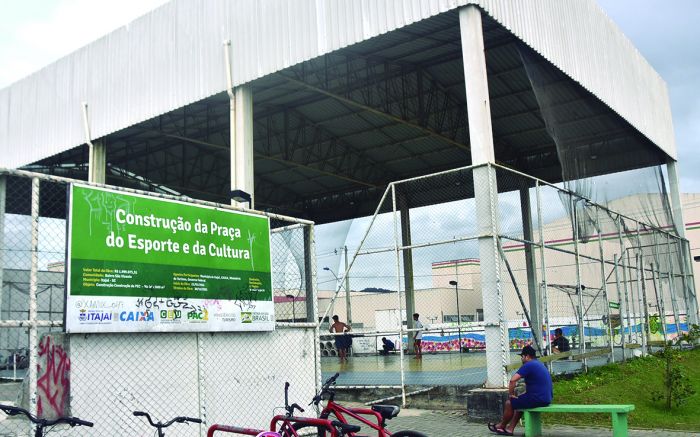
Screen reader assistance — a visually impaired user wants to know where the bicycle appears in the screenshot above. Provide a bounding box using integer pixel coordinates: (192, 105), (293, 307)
(291, 374), (427, 437)
(206, 382), (352, 437)
(133, 410), (202, 437)
(0, 404), (93, 437)
(272, 382), (361, 437)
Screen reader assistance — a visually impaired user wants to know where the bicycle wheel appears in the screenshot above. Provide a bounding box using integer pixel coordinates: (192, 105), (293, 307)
(290, 423), (328, 437)
(392, 431), (428, 437)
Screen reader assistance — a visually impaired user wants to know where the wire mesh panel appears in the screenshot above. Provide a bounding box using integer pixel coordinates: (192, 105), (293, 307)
(0, 169), (318, 436)
(327, 162), (698, 405)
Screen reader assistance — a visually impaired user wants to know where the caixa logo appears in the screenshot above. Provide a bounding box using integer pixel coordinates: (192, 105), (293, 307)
(187, 309), (209, 321)
(119, 311), (155, 322)
(160, 309), (182, 320)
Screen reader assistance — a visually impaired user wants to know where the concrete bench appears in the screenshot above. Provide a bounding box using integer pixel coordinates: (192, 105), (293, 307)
(522, 404), (635, 437)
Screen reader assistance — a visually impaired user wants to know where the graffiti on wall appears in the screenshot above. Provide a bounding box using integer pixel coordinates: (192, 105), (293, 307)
(37, 335), (71, 419)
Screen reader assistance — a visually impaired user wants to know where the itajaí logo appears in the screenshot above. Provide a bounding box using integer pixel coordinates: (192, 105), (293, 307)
(119, 311), (155, 322)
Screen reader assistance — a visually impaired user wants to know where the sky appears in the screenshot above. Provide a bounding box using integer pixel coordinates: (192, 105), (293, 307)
(0, 0), (698, 288)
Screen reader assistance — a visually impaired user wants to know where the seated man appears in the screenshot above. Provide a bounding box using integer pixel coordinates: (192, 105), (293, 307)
(551, 328), (570, 353)
(488, 345), (552, 436)
(380, 337), (395, 355)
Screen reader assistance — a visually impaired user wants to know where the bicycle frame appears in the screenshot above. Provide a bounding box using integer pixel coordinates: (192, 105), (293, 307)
(318, 401), (391, 437)
(271, 415), (340, 437)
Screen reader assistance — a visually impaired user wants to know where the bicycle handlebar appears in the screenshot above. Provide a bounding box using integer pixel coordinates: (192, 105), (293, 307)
(0, 404), (93, 428)
(133, 411), (202, 428)
(311, 373), (340, 405)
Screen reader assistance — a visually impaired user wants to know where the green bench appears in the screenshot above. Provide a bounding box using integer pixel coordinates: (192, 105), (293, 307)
(522, 404), (635, 437)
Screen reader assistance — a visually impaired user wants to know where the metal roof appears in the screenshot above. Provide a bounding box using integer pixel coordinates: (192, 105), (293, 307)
(0, 0), (676, 223)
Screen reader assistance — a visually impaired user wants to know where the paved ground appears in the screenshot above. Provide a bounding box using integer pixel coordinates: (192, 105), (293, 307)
(386, 409), (699, 437)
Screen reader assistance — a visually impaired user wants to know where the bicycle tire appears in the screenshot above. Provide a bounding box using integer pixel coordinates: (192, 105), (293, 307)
(290, 422), (328, 437)
(392, 431), (428, 437)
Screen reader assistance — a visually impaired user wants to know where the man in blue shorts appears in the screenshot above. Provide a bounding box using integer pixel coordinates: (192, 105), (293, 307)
(488, 345), (552, 435)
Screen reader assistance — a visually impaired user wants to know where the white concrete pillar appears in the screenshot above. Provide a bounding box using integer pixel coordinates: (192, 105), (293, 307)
(667, 160), (698, 324)
(0, 175), (5, 316)
(460, 5), (508, 387)
(88, 139), (106, 184)
(230, 86), (255, 209)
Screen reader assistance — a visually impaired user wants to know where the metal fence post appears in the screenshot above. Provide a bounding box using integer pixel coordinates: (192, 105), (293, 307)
(665, 235), (682, 337)
(391, 184), (407, 406)
(594, 205), (614, 362)
(536, 181), (551, 360)
(613, 254), (626, 361)
(569, 194), (586, 369)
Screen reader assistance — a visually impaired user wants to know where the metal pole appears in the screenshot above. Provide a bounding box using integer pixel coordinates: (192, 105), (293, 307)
(536, 182), (551, 360)
(29, 178), (39, 417)
(613, 254), (626, 361)
(651, 231), (668, 344)
(344, 245), (351, 325)
(635, 227), (650, 355)
(570, 194), (587, 369)
(665, 235), (682, 339)
(391, 184), (407, 406)
(455, 283), (462, 352)
(618, 218), (633, 347)
(650, 262), (667, 345)
(594, 206), (615, 362)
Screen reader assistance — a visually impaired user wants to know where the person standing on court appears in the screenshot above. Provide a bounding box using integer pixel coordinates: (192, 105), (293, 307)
(329, 315), (351, 362)
(488, 345), (552, 435)
(412, 313), (424, 359)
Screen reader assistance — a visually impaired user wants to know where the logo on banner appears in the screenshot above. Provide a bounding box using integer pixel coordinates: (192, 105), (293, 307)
(187, 308), (209, 322)
(78, 308), (116, 323)
(241, 312), (271, 323)
(214, 312), (237, 323)
(160, 309), (182, 322)
(119, 311), (155, 322)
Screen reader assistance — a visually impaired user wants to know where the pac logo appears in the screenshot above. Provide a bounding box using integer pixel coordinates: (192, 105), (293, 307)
(187, 309), (209, 321)
(241, 312), (253, 323)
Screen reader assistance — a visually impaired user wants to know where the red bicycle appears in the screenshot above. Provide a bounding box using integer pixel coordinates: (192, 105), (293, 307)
(208, 382), (358, 437)
(291, 374), (427, 437)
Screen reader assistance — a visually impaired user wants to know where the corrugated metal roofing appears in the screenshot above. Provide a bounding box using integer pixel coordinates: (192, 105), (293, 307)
(0, 0), (675, 169)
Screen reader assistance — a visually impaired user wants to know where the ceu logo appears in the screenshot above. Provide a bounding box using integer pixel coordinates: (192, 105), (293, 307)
(79, 309), (87, 321)
(160, 309), (182, 320)
(187, 309), (209, 321)
(241, 312), (253, 323)
(119, 311), (155, 322)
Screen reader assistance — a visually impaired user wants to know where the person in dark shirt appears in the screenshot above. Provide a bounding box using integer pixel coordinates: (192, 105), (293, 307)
(551, 328), (570, 353)
(380, 337), (395, 355)
(488, 345), (552, 436)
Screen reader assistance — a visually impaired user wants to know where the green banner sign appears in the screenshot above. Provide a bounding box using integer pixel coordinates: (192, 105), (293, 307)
(609, 301), (620, 309)
(66, 185), (274, 333)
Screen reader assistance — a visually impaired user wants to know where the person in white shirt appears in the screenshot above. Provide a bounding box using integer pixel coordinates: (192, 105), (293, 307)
(413, 313), (424, 359)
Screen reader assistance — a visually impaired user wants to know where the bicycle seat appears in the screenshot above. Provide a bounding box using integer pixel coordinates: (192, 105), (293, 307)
(371, 404), (400, 420)
(331, 421), (361, 434)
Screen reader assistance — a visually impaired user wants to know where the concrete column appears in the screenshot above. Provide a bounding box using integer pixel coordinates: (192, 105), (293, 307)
(460, 5), (507, 387)
(0, 175), (5, 317)
(520, 185), (541, 352)
(88, 139), (106, 184)
(667, 160), (698, 324)
(230, 86), (255, 209)
(399, 194), (416, 352)
(304, 225), (317, 324)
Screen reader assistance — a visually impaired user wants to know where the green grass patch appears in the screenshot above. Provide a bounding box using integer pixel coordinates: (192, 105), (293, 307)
(548, 348), (700, 430)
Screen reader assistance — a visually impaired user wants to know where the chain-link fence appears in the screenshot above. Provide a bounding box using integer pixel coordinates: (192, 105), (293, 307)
(0, 169), (320, 436)
(321, 163), (698, 404)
